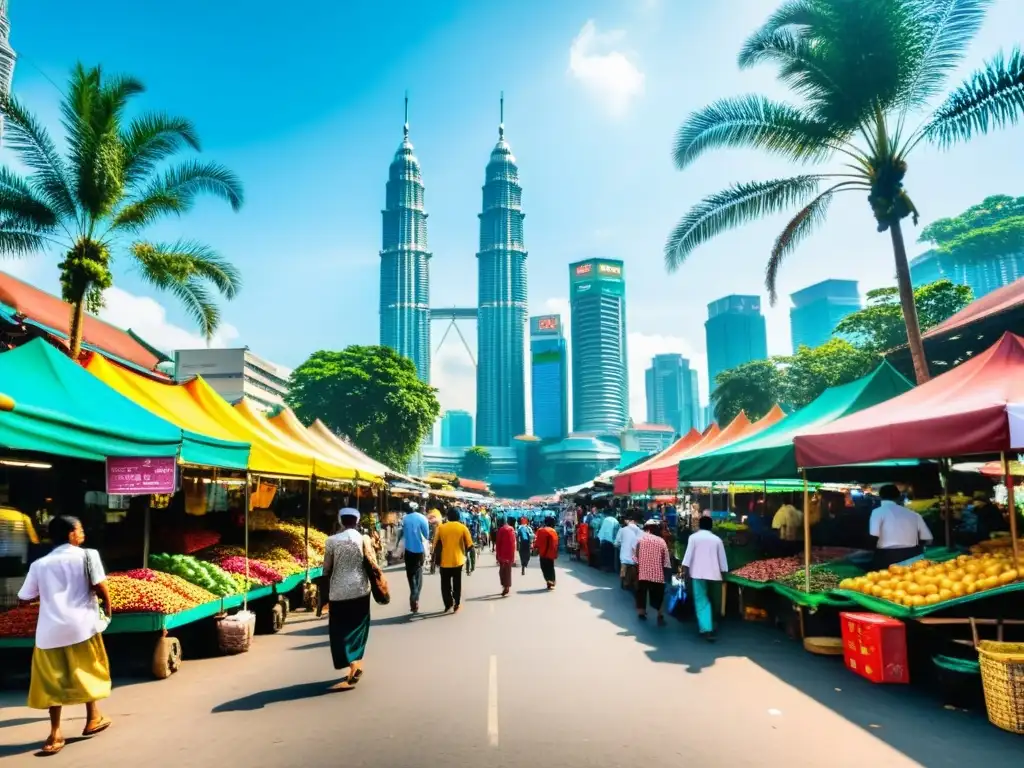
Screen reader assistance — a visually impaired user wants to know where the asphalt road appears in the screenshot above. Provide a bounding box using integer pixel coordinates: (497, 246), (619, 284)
(1, 556), (1021, 766)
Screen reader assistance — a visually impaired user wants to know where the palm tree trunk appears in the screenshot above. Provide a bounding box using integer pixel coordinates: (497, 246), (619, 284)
(68, 288), (88, 359)
(890, 220), (930, 384)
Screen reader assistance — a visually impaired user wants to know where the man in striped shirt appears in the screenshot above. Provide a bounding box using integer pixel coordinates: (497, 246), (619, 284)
(632, 519), (671, 625)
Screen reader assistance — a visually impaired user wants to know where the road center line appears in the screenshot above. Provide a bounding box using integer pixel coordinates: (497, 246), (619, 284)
(487, 654), (499, 747)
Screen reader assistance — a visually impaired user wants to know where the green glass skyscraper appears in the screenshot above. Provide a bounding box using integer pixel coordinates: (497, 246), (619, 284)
(476, 100), (527, 446)
(379, 100), (431, 382)
(789, 279), (861, 350)
(705, 295), (767, 393)
(530, 315), (568, 442)
(569, 259), (628, 436)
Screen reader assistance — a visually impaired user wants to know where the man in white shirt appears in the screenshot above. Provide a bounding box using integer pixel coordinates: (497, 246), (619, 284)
(597, 513), (621, 573)
(870, 485), (934, 569)
(614, 516), (642, 591)
(682, 516), (729, 641)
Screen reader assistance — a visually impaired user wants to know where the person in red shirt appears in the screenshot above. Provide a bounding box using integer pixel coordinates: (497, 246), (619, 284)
(633, 519), (672, 625)
(535, 516), (560, 590)
(494, 516), (517, 597)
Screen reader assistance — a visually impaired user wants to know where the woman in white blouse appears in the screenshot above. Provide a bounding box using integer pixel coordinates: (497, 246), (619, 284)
(18, 515), (113, 755)
(322, 508), (375, 690)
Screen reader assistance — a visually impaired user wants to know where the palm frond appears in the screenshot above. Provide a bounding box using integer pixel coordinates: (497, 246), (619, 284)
(897, 0), (990, 110)
(109, 191), (184, 231)
(924, 47), (1024, 146)
(168, 277), (220, 341)
(0, 94), (77, 221)
(0, 167), (60, 232)
(673, 96), (837, 169)
(664, 176), (821, 272)
(0, 228), (52, 257)
(131, 239), (241, 299)
(121, 113), (201, 189)
(765, 181), (865, 303)
(144, 160), (244, 212)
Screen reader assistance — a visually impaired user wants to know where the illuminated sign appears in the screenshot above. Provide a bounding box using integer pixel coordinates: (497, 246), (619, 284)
(531, 315), (561, 335)
(598, 262), (622, 277)
(574, 263), (593, 277)
(575, 282), (592, 293)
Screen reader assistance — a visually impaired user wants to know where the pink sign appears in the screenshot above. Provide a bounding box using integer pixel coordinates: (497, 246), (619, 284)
(106, 456), (178, 495)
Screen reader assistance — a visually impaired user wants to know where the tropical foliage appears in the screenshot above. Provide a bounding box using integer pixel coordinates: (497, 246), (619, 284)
(286, 346), (440, 472)
(0, 65), (244, 355)
(834, 278), (973, 353)
(665, 0), (1024, 385)
(460, 446), (493, 481)
(919, 194), (1024, 262)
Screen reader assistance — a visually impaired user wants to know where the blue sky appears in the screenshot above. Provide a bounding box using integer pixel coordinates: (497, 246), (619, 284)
(5, 0), (1024, 424)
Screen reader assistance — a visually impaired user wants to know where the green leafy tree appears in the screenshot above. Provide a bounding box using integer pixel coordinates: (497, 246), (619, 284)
(834, 279), (973, 353)
(0, 64), (244, 355)
(782, 339), (878, 409)
(665, 0), (1024, 386)
(286, 346), (440, 471)
(460, 446), (493, 481)
(711, 359), (784, 424)
(919, 194), (1024, 245)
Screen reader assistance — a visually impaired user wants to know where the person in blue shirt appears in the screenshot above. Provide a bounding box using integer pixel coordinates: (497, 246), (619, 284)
(401, 508), (430, 614)
(516, 517), (535, 575)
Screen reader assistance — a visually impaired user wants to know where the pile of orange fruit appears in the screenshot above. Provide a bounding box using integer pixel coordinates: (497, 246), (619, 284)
(839, 552), (1020, 609)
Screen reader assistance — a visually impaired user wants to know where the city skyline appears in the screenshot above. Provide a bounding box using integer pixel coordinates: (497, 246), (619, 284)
(6, 1), (1024, 426)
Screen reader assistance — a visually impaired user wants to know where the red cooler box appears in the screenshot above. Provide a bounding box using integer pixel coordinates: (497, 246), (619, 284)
(839, 612), (909, 684)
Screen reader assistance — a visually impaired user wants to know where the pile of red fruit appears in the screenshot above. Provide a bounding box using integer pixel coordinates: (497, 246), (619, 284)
(0, 604), (39, 638)
(216, 557), (282, 585)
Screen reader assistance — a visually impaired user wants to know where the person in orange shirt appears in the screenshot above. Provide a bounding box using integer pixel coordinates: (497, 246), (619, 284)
(535, 516), (560, 590)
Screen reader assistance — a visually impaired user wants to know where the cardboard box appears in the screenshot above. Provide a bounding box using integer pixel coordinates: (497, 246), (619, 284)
(840, 612), (909, 684)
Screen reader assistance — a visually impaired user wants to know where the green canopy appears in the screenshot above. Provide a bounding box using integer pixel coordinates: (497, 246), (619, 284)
(0, 339), (249, 469)
(677, 361), (914, 482)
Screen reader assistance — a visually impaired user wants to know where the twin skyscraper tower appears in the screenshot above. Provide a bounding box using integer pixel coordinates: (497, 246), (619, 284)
(378, 96), (527, 447)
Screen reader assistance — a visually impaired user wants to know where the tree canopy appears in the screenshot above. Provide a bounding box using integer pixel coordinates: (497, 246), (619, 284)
(286, 346), (440, 472)
(834, 279), (973, 353)
(0, 64), (243, 355)
(460, 446), (493, 481)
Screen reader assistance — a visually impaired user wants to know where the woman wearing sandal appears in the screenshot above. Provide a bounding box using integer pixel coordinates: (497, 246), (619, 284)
(322, 508), (374, 691)
(18, 516), (112, 755)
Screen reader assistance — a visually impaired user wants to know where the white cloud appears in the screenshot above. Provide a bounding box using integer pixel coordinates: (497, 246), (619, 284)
(430, 321), (478, 440)
(98, 286), (240, 355)
(568, 20), (645, 117)
(627, 331), (709, 423)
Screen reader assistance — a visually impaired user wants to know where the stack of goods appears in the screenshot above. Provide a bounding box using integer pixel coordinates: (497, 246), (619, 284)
(106, 573), (215, 614)
(776, 568), (845, 593)
(247, 508), (280, 531)
(732, 548), (860, 582)
(839, 551), (1021, 609)
(0, 604), (39, 637)
(217, 610), (255, 655)
(148, 554), (240, 596)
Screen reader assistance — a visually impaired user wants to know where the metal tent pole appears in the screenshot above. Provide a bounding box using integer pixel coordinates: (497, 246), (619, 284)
(802, 469), (811, 593)
(1003, 452), (1019, 567)
(243, 472), (252, 611)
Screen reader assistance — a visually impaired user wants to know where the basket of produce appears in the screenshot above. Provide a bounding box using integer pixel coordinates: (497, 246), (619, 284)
(803, 637), (844, 656)
(931, 654), (983, 710)
(977, 640), (1024, 734)
(217, 610), (256, 655)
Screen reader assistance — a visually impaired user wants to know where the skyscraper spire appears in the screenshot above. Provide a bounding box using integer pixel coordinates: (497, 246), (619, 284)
(476, 94), (528, 446)
(0, 0), (15, 146)
(379, 92), (431, 383)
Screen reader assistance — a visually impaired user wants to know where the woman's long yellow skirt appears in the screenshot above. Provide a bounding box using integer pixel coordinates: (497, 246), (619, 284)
(28, 634), (111, 709)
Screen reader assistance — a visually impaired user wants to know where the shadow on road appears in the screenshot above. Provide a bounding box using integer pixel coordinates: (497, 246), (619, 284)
(212, 680), (346, 712)
(0, 735), (88, 759)
(560, 559), (1021, 765)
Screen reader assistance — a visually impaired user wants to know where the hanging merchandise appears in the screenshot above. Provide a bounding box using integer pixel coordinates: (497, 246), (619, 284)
(249, 481), (277, 511)
(151, 493), (173, 510)
(183, 476), (208, 516)
(206, 481), (229, 512)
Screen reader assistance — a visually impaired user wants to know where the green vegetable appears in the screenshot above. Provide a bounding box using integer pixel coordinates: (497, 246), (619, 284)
(149, 553), (238, 596)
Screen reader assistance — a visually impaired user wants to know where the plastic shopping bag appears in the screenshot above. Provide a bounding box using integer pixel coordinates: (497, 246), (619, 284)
(666, 577), (687, 619)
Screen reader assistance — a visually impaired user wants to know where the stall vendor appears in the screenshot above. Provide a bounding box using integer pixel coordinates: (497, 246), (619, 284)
(869, 484), (934, 570)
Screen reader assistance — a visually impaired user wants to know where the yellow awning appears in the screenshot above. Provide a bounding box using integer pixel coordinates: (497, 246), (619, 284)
(269, 408), (383, 485)
(83, 353), (314, 478)
(232, 399), (358, 481)
(309, 419), (403, 480)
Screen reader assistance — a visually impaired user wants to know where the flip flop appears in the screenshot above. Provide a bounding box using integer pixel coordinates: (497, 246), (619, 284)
(82, 718), (112, 737)
(40, 739), (65, 755)
(347, 667), (364, 685)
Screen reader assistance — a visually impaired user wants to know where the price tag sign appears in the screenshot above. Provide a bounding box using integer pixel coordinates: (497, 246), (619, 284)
(106, 456), (178, 495)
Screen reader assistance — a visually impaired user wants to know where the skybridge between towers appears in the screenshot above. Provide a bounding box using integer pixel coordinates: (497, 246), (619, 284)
(431, 307), (477, 368)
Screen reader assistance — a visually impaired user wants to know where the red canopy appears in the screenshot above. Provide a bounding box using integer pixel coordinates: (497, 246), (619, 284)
(794, 332), (1024, 467)
(613, 427), (705, 495)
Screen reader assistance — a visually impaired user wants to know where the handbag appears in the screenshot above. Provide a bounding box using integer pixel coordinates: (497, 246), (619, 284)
(363, 537), (390, 605)
(83, 548), (111, 633)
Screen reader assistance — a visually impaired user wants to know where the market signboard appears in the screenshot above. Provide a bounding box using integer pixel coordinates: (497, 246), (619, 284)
(106, 456), (178, 495)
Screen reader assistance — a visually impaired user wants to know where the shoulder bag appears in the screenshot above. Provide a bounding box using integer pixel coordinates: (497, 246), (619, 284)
(362, 535), (390, 605)
(83, 548), (112, 633)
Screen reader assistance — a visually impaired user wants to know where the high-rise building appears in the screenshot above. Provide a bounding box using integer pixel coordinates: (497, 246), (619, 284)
(645, 353), (700, 435)
(530, 314), (568, 442)
(476, 97), (527, 446)
(174, 348), (291, 413)
(910, 248), (1024, 300)
(705, 294), (768, 393)
(440, 410), (474, 448)
(569, 258), (628, 435)
(789, 279), (861, 350)
(0, 0), (15, 144)
(379, 98), (431, 382)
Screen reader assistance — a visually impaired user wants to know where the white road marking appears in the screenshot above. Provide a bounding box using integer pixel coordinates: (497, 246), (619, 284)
(487, 655), (499, 747)
(489, 602), (495, 615)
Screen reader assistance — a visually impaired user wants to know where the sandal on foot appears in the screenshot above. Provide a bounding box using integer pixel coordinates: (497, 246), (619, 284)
(347, 667), (364, 685)
(40, 738), (65, 755)
(83, 718), (112, 737)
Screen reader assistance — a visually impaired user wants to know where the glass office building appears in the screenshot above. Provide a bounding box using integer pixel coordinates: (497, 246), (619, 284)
(569, 259), (628, 435)
(530, 314), (569, 442)
(440, 410), (474, 448)
(705, 294), (768, 393)
(910, 248), (1024, 300)
(645, 353), (700, 435)
(789, 279), (861, 351)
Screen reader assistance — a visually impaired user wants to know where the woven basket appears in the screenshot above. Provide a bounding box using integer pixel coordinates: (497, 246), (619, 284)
(217, 610), (255, 655)
(977, 641), (1024, 734)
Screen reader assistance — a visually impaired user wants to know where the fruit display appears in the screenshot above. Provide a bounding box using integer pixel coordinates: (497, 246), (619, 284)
(107, 574), (205, 614)
(732, 548), (861, 582)
(215, 556), (283, 585)
(0, 604), (39, 638)
(150, 553), (239, 596)
(262, 521), (327, 566)
(247, 508), (280, 531)
(181, 530), (222, 554)
(251, 545), (305, 577)
(228, 573), (261, 592)
(838, 552), (1022, 609)
(776, 568), (845, 593)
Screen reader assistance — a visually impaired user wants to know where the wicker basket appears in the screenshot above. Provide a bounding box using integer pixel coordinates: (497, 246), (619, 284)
(977, 640), (1024, 734)
(217, 610), (255, 655)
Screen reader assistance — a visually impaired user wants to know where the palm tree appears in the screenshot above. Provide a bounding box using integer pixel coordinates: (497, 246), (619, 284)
(0, 64), (243, 357)
(665, 0), (1024, 384)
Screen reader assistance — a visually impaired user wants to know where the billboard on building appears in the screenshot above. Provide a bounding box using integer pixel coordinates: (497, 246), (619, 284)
(570, 259), (624, 283)
(530, 315), (562, 336)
